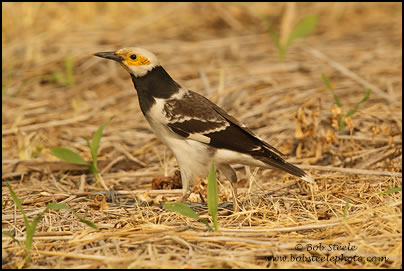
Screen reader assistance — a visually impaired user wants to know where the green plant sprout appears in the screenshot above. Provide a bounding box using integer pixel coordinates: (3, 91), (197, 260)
(2, 182), (97, 265)
(322, 73), (371, 134)
(163, 202), (213, 231)
(379, 186), (402, 195)
(207, 160), (219, 232)
(52, 54), (75, 87)
(343, 198), (350, 221)
(269, 15), (317, 60)
(163, 160), (219, 232)
(51, 117), (114, 189)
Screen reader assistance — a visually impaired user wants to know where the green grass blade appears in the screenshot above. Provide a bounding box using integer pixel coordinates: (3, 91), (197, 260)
(48, 202), (98, 229)
(339, 116), (346, 134)
(286, 15), (317, 48)
(2, 231), (21, 246)
(268, 24), (281, 51)
(200, 219), (214, 231)
(85, 136), (91, 149)
(90, 116), (114, 165)
(47, 202), (70, 210)
(52, 72), (66, 85)
(4, 182), (30, 229)
(379, 186), (402, 195)
(268, 23), (286, 59)
(322, 73), (342, 107)
(51, 147), (90, 166)
(322, 73), (332, 89)
(49, 202), (98, 229)
(72, 212), (99, 230)
(26, 207), (49, 251)
(345, 88), (371, 118)
(163, 202), (201, 220)
(89, 165), (99, 176)
(200, 219), (213, 231)
(207, 160), (219, 232)
(163, 202), (212, 230)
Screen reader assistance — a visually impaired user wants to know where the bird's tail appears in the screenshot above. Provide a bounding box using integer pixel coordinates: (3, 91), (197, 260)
(253, 154), (314, 183)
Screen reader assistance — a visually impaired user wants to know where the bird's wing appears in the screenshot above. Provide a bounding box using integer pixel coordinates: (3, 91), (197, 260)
(164, 89), (285, 157)
(164, 89), (310, 180)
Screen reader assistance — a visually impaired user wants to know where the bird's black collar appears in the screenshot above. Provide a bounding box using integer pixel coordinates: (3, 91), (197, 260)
(130, 66), (181, 114)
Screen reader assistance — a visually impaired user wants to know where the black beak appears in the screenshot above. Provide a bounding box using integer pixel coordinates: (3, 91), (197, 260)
(93, 51), (124, 62)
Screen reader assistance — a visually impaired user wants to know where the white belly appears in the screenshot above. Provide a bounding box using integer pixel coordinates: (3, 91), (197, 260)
(146, 115), (212, 177)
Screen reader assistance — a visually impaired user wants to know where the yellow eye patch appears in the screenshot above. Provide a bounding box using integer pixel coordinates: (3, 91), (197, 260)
(125, 54), (151, 66)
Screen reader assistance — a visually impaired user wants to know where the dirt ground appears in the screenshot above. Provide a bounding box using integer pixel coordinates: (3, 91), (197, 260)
(2, 2), (402, 269)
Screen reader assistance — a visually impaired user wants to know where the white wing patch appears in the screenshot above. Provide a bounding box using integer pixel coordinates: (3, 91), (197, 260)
(149, 98), (169, 124)
(188, 133), (211, 144)
(168, 87), (188, 100)
(196, 122), (230, 134)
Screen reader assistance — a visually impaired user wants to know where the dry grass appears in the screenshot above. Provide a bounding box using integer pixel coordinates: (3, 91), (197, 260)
(2, 2), (402, 269)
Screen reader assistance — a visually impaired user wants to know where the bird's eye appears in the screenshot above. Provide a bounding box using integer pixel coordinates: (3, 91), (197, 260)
(130, 54), (137, 60)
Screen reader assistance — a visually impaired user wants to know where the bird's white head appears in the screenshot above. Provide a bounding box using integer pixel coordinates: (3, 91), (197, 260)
(94, 47), (160, 77)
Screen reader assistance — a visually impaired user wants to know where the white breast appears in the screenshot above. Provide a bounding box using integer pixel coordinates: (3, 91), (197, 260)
(147, 98), (169, 124)
(145, 100), (212, 178)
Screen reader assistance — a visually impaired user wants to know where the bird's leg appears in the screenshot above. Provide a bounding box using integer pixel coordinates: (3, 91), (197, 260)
(178, 170), (194, 202)
(231, 181), (239, 212)
(179, 191), (192, 202)
(218, 164), (239, 212)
